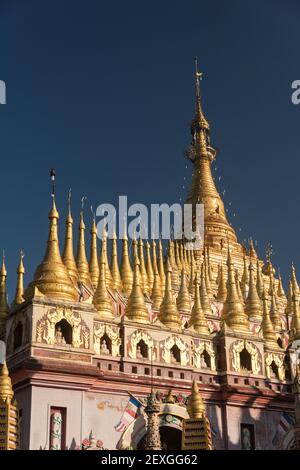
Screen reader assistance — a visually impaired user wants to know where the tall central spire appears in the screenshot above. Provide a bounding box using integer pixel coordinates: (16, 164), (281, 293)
(185, 58), (237, 246)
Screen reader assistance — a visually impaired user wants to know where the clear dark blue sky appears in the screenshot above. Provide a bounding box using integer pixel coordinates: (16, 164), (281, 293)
(0, 0), (299, 299)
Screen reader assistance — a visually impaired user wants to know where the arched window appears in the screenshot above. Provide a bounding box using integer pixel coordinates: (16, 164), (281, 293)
(270, 361), (279, 379)
(136, 340), (148, 359)
(13, 322), (23, 350)
(240, 348), (252, 372)
(100, 333), (112, 355)
(200, 350), (211, 369)
(170, 344), (180, 364)
(55, 319), (72, 345)
(277, 337), (283, 348)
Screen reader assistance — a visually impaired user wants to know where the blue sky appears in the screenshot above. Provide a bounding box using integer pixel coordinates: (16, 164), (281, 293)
(0, 0), (299, 298)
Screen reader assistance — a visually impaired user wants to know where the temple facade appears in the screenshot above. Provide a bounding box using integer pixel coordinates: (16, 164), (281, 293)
(1, 64), (300, 450)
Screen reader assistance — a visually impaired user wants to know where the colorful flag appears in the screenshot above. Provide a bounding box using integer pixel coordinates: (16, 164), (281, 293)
(272, 412), (295, 447)
(115, 395), (142, 433)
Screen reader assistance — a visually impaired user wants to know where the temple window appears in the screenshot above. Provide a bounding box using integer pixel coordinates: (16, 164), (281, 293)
(200, 350), (211, 369)
(54, 319), (72, 345)
(170, 344), (180, 364)
(100, 333), (112, 355)
(136, 339), (148, 359)
(277, 337), (283, 348)
(270, 361), (279, 379)
(240, 348), (252, 372)
(13, 322), (23, 350)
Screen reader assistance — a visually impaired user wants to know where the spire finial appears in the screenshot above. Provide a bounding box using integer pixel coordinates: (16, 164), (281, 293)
(50, 168), (56, 197)
(12, 250), (25, 308)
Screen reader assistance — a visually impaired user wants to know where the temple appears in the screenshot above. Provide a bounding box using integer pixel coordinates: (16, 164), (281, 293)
(1, 61), (300, 450)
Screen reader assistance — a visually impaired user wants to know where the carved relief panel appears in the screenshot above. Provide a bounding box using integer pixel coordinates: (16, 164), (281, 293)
(36, 307), (90, 349)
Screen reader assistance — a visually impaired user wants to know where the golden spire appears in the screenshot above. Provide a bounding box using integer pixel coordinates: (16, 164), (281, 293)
(176, 268), (191, 314)
(174, 241), (182, 271)
(261, 287), (279, 349)
(256, 259), (264, 299)
(12, 251), (25, 308)
(0, 256), (9, 337)
(101, 231), (114, 289)
(187, 379), (205, 419)
(138, 239), (149, 295)
(168, 241), (180, 288)
(200, 264), (212, 316)
(159, 258), (181, 329)
(291, 291), (300, 341)
(224, 249), (249, 332)
(245, 262), (262, 320)
(157, 238), (165, 291)
(145, 241), (154, 290)
(241, 256), (249, 300)
(285, 280), (293, 316)
(188, 260), (195, 296)
(151, 267), (163, 310)
(235, 269), (244, 302)
(125, 258), (149, 323)
(189, 274), (210, 334)
(216, 264), (227, 302)
(249, 238), (257, 258)
(89, 217), (99, 290)
(185, 59), (237, 245)
(270, 283), (281, 332)
(0, 362), (14, 403)
(203, 251), (212, 296)
(291, 264), (299, 295)
(76, 210), (92, 288)
(93, 249), (114, 319)
(206, 246), (214, 282)
(62, 194), (79, 284)
(120, 231), (133, 296)
(277, 273), (285, 298)
(110, 231), (123, 291)
(25, 196), (78, 302)
(152, 240), (158, 279)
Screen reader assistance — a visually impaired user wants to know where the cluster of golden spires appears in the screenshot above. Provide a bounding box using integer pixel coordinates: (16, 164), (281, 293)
(0, 59), (299, 350)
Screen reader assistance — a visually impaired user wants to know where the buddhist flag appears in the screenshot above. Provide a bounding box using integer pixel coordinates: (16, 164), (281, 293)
(115, 395), (142, 433)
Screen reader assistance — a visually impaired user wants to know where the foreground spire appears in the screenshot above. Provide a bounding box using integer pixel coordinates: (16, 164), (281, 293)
(26, 196), (78, 302)
(187, 379), (205, 419)
(12, 251), (25, 308)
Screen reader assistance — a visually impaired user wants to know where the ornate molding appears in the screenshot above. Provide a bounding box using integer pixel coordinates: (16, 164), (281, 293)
(265, 352), (285, 381)
(230, 339), (261, 375)
(128, 329), (154, 360)
(94, 322), (121, 357)
(162, 335), (189, 366)
(193, 340), (217, 371)
(36, 306), (90, 349)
